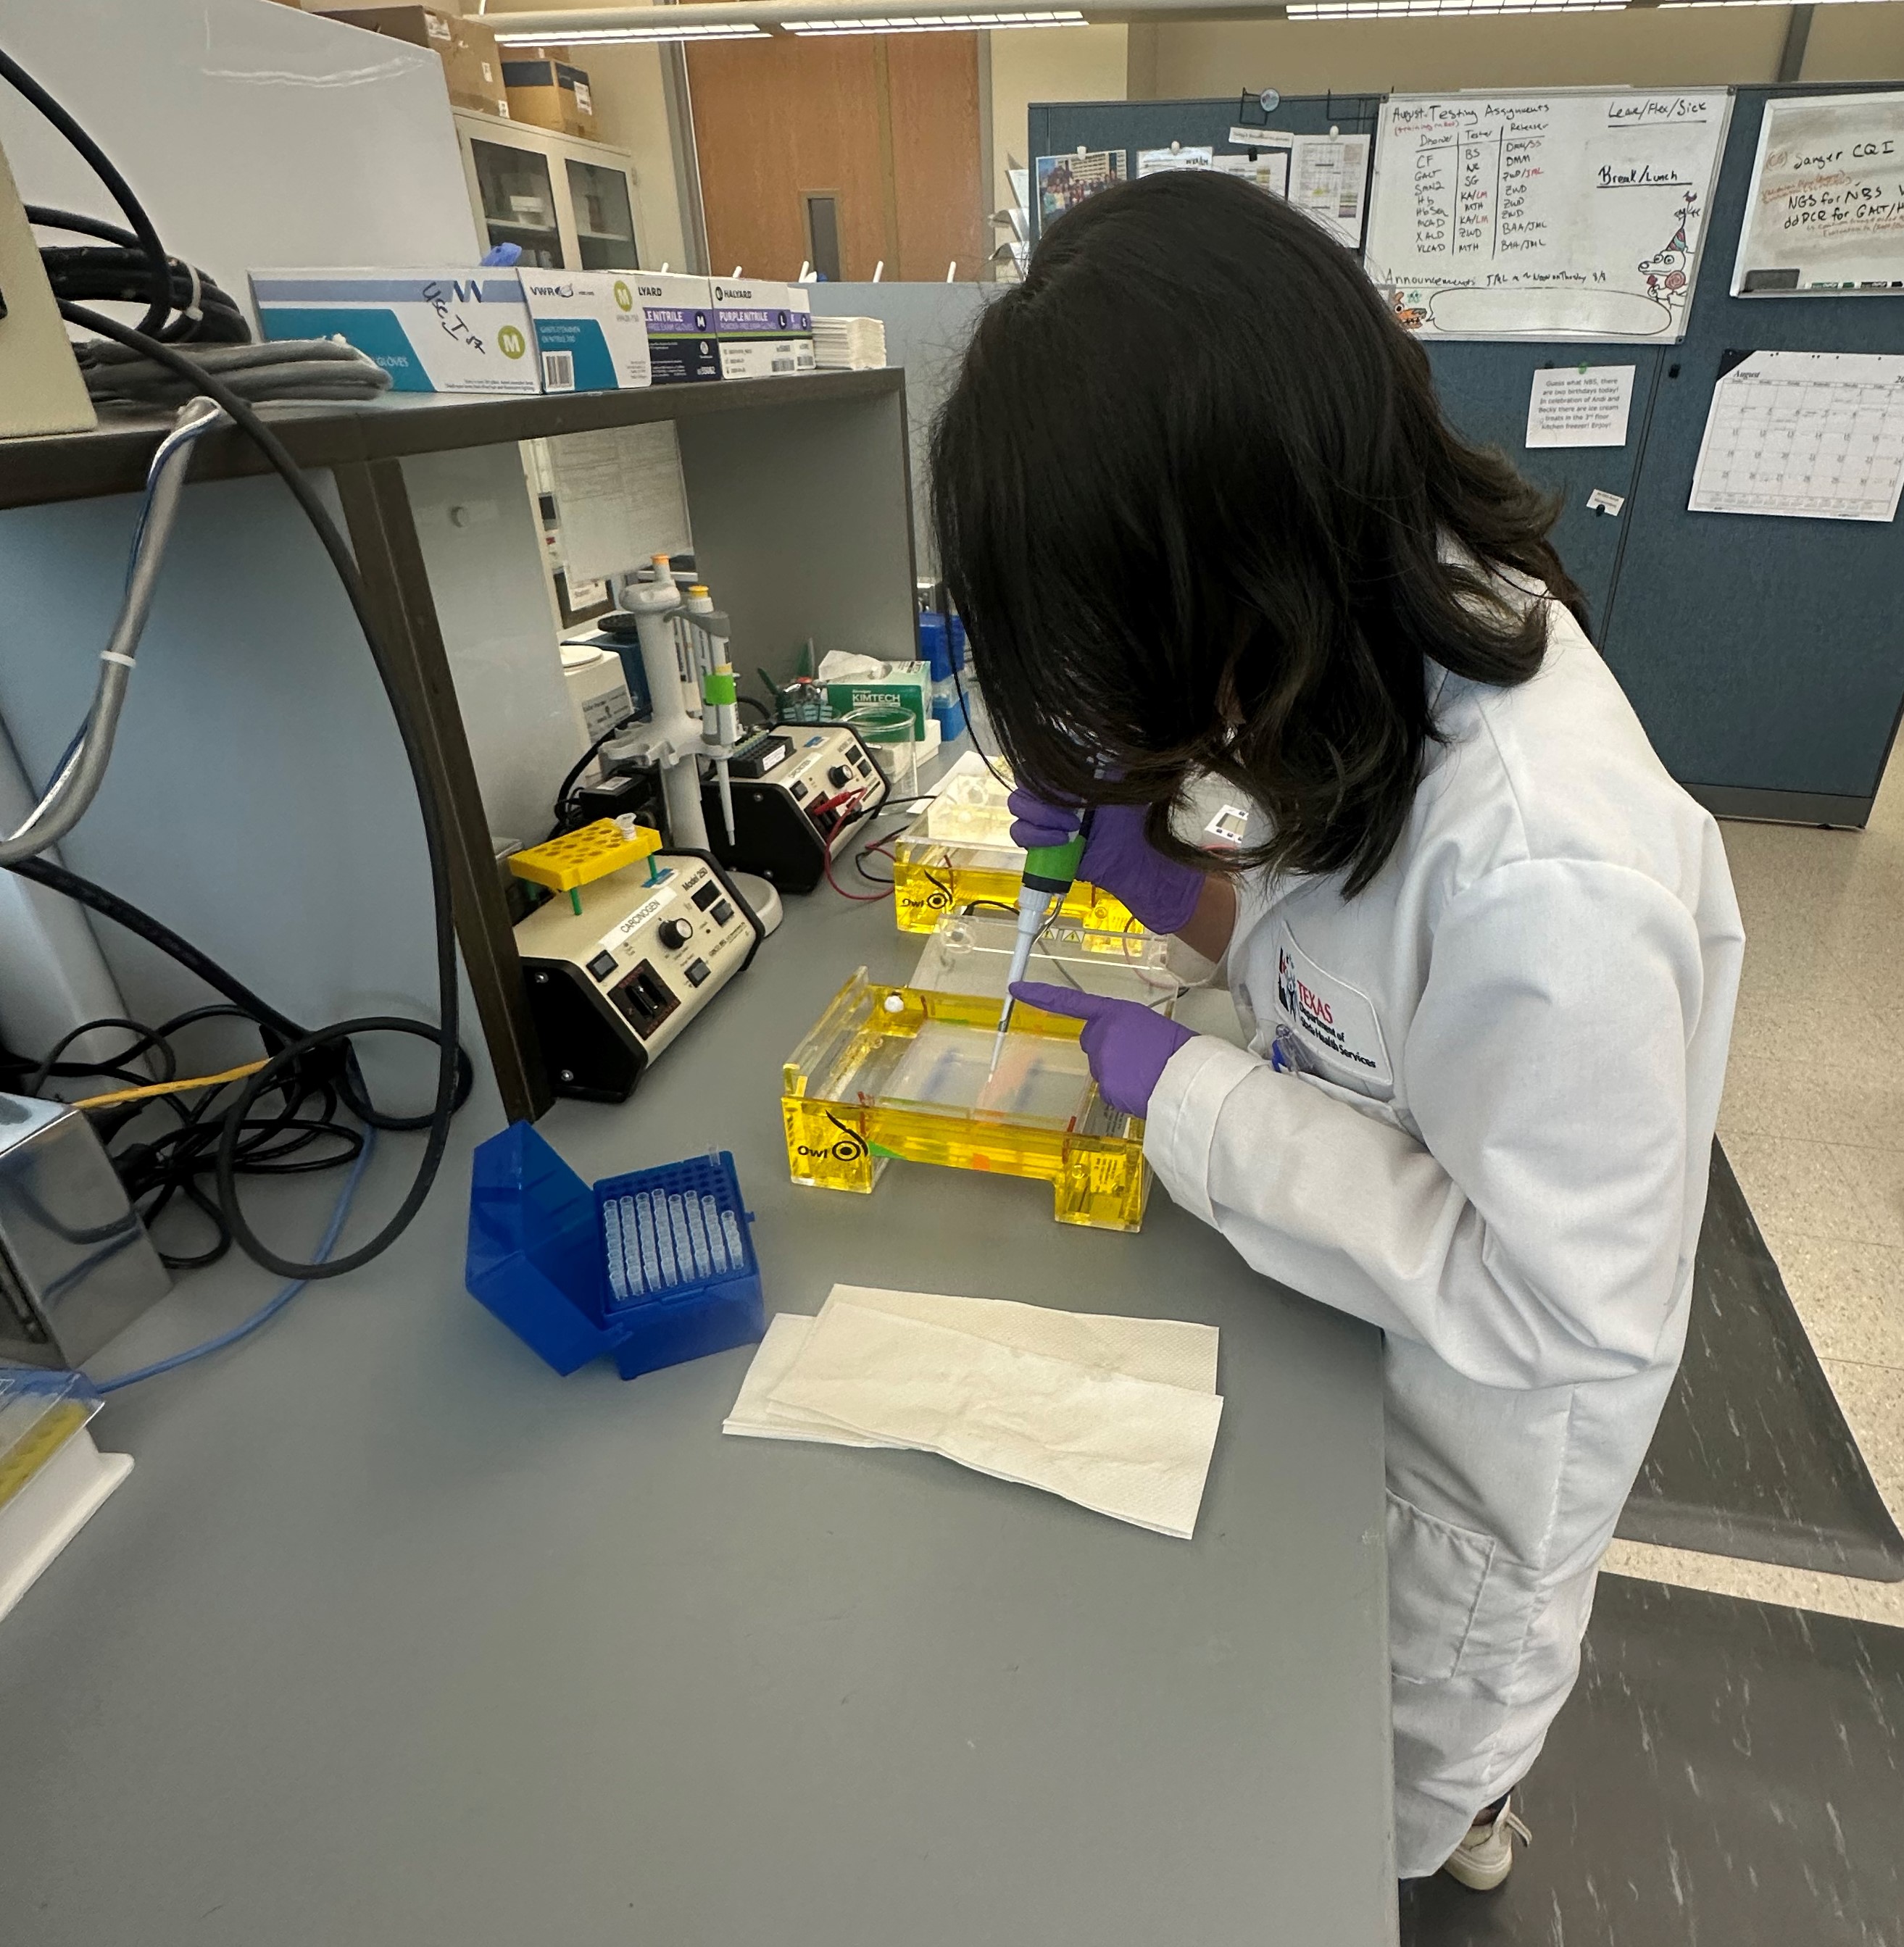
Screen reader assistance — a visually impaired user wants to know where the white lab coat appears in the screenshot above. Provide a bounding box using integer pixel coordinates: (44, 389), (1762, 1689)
(1143, 598), (1743, 1877)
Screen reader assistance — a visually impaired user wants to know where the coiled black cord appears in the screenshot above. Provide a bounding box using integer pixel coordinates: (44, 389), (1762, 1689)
(1, 860), (473, 1273)
(29, 208), (249, 343)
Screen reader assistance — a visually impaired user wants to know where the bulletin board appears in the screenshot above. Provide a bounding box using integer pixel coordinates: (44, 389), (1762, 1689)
(1028, 86), (1904, 824)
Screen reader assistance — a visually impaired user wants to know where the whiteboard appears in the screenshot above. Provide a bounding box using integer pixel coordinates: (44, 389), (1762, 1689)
(1732, 92), (1904, 297)
(1363, 90), (1733, 342)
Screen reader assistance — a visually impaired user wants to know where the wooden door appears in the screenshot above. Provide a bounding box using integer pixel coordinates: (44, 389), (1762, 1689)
(686, 33), (985, 283)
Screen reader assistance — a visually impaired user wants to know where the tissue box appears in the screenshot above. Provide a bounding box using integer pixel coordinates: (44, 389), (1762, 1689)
(250, 268), (539, 393)
(711, 278), (815, 380)
(519, 270), (653, 393)
(630, 271), (720, 385)
(466, 1123), (764, 1379)
(823, 659), (931, 738)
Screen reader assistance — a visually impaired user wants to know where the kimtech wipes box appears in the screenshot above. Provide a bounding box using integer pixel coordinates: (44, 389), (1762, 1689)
(249, 269), (539, 393)
(711, 279), (815, 380)
(630, 272), (720, 385)
(518, 271), (653, 393)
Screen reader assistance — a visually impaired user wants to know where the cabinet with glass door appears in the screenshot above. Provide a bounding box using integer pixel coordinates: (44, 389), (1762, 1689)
(454, 114), (643, 272)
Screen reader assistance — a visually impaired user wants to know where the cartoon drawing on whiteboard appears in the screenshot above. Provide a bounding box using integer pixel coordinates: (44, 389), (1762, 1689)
(1637, 193), (1697, 309)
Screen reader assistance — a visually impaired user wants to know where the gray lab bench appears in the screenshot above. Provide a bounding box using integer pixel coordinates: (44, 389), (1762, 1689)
(0, 883), (1395, 1946)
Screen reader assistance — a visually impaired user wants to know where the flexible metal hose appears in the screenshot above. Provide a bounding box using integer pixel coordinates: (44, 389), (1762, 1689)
(0, 396), (223, 864)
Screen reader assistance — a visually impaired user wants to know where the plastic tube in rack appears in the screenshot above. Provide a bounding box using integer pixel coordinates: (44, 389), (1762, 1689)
(683, 1192), (712, 1280)
(669, 1195), (696, 1286)
(703, 1196), (729, 1273)
(635, 1193), (661, 1291)
(644, 1192), (674, 1288)
(618, 1196), (644, 1295)
(604, 1199), (629, 1304)
(721, 1209), (745, 1267)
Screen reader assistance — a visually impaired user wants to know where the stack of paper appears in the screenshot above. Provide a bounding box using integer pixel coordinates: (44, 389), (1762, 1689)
(724, 1284), (1223, 1539)
(811, 315), (887, 372)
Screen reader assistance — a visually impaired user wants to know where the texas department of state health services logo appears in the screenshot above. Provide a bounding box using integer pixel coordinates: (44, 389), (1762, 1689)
(497, 325), (527, 359)
(613, 280), (634, 312)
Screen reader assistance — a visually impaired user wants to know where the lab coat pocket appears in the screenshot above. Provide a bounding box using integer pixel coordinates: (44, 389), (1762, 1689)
(1385, 1491), (1498, 1686)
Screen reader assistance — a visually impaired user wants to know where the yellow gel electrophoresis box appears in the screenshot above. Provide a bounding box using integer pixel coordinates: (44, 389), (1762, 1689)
(781, 969), (1155, 1231)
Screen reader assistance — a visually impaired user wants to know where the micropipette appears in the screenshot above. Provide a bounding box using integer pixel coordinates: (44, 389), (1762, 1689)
(989, 805), (1094, 1077)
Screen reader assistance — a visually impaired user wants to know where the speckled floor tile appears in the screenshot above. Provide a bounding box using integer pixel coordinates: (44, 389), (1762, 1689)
(1824, 1359), (1904, 1509)
(1717, 1051), (1904, 1151)
(1724, 1134), (1904, 1251)
(1600, 1538), (1904, 1626)
(1776, 1238), (1904, 1369)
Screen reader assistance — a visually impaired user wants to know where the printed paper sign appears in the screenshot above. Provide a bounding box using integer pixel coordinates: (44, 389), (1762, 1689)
(1526, 364), (1637, 449)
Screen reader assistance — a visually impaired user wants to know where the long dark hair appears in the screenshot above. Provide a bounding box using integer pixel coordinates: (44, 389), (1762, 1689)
(930, 170), (1587, 896)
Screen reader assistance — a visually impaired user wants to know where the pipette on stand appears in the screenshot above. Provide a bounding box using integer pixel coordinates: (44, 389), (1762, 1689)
(988, 806), (1094, 1079)
(686, 584), (739, 847)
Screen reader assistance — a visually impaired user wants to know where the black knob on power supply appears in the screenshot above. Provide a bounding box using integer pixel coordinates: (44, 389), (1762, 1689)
(828, 764), (851, 788)
(657, 917), (694, 950)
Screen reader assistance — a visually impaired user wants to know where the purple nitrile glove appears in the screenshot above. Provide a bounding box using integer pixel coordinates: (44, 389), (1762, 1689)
(1006, 788), (1204, 935)
(1011, 983), (1196, 1119)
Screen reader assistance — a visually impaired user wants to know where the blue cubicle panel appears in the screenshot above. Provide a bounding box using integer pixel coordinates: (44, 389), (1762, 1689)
(1423, 344), (1663, 631)
(1597, 86), (1904, 824)
(1028, 86), (1904, 824)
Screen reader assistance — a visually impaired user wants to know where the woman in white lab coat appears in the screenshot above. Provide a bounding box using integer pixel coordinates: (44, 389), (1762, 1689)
(930, 171), (1743, 1888)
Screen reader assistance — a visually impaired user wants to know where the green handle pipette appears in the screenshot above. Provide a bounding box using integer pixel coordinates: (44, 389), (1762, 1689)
(989, 808), (1094, 1076)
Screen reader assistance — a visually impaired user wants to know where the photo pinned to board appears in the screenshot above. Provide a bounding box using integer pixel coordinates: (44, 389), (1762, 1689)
(1036, 149), (1128, 227)
(1136, 144), (1215, 176)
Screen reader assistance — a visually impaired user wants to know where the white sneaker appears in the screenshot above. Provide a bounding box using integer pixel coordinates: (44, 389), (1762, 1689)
(1440, 1797), (1532, 1891)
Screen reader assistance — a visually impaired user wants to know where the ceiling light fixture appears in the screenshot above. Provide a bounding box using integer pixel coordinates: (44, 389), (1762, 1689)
(491, 22), (771, 41)
(782, 8), (1085, 28)
(1289, 0), (1621, 14)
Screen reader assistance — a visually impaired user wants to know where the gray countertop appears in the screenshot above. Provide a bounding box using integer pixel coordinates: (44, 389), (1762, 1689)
(1, 867), (1396, 1946)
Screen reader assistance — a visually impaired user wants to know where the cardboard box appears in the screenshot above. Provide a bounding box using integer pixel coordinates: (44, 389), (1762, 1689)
(710, 278), (816, 381)
(629, 271), (720, 385)
(519, 271), (652, 393)
(318, 7), (507, 116)
(502, 58), (595, 141)
(250, 268), (540, 394)
(444, 16), (507, 117)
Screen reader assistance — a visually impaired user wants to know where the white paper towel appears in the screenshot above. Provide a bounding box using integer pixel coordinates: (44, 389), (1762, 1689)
(723, 1285), (1220, 1451)
(723, 1313), (898, 1448)
(821, 1285), (1219, 1391)
(766, 1301), (1224, 1539)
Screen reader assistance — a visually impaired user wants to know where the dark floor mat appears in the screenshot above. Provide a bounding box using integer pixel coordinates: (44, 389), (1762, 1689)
(1616, 1141), (1904, 1581)
(1400, 1575), (1904, 1947)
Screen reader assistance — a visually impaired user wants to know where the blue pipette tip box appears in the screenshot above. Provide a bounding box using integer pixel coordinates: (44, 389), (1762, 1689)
(466, 1122), (764, 1380)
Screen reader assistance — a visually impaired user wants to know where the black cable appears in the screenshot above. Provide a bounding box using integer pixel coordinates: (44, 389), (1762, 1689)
(947, 648), (1010, 789)
(550, 707), (645, 835)
(30, 210), (249, 343)
(54, 303), (465, 1283)
(2, 872), (473, 1267)
(4, 857), (304, 1045)
(0, 49), (170, 334)
(737, 694), (774, 728)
